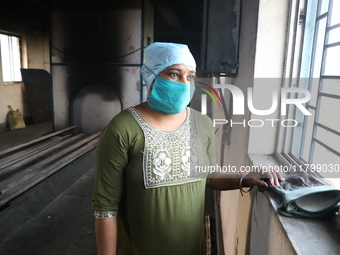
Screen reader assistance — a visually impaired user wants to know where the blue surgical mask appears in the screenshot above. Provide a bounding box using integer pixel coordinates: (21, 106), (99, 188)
(148, 76), (195, 115)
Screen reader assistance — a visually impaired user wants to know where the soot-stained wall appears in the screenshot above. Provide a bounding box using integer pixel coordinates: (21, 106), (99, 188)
(50, 0), (144, 134)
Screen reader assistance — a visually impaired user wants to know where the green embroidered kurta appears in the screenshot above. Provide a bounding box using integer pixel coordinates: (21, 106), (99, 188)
(92, 107), (216, 255)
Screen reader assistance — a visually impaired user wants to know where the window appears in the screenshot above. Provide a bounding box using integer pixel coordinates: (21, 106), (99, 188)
(0, 33), (22, 83)
(278, 0), (340, 182)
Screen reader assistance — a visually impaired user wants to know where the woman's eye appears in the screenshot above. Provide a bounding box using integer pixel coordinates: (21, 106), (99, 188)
(187, 75), (195, 81)
(169, 73), (179, 79)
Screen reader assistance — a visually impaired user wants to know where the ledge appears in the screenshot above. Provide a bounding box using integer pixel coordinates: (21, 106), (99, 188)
(248, 154), (340, 255)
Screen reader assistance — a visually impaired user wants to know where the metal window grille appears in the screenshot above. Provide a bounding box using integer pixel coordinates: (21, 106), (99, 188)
(278, 0), (340, 176)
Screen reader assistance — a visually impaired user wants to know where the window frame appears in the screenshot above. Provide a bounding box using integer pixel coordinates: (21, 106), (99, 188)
(0, 32), (23, 84)
(277, 0), (340, 181)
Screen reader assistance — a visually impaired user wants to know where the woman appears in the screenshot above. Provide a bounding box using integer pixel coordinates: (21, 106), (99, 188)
(92, 42), (283, 255)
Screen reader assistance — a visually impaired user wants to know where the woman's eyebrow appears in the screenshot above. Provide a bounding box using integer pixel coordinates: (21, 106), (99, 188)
(165, 68), (196, 73)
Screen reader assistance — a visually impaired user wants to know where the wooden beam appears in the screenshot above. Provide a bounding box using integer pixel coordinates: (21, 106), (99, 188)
(0, 126), (77, 158)
(0, 134), (73, 170)
(0, 132), (100, 207)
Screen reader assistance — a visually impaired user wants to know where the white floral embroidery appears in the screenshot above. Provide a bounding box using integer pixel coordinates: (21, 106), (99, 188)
(128, 107), (205, 189)
(153, 150), (172, 180)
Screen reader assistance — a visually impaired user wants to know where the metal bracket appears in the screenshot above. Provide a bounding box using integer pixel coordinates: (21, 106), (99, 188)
(299, 9), (305, 25)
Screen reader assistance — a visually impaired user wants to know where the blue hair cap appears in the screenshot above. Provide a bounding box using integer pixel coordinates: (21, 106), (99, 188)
(141, 42), (196, 90)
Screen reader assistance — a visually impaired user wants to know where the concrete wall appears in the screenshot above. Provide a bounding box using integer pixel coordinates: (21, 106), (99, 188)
(249, 192), (295, 254)
(215, 0), (296, 254)
(0, 20), (49, 128)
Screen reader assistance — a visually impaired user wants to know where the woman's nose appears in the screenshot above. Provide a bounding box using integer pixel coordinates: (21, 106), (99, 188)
(178, 76), (190, 84)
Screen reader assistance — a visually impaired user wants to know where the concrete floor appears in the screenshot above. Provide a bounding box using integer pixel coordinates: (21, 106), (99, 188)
(0, 123), (97, 255)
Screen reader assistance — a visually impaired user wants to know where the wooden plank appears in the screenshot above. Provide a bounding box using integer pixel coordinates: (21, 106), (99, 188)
(0, 126), (77, 158)
(0, 134), (86, 182)
(0, 134), (73, 170)
(0, 139), (98, 207)
(0, 132), (99, 186)
(0, 133), (100, 207)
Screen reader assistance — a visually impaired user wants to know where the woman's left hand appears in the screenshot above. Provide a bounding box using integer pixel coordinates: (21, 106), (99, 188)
(241, 167), (285, 188)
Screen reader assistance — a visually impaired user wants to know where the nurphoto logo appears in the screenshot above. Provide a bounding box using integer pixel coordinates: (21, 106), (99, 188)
(196, 79), (311, 128)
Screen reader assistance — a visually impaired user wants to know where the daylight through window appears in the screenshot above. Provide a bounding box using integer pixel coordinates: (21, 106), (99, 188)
(0, 33), (22, 83)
